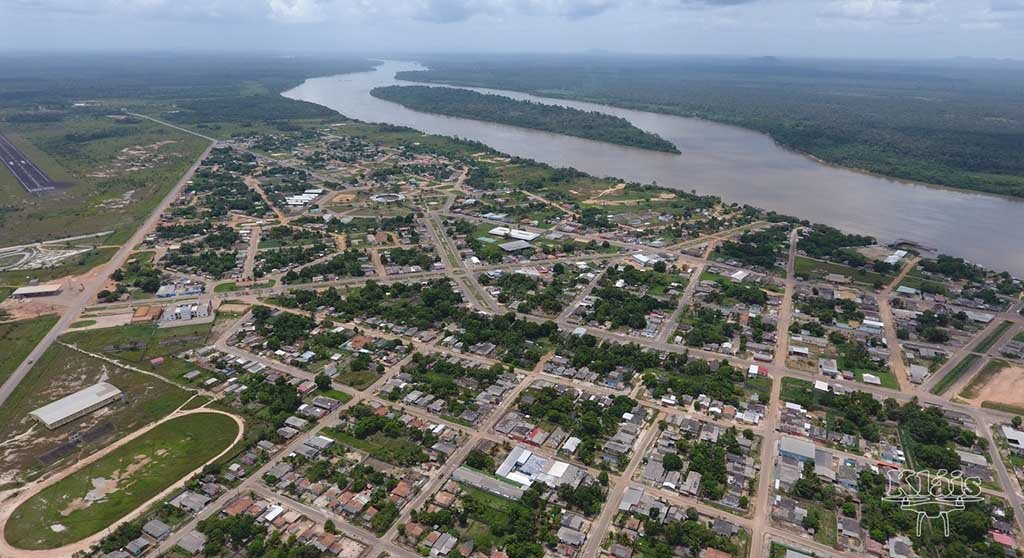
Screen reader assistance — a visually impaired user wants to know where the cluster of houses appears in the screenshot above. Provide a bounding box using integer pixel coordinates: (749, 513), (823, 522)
(380, 358), (520, 425)
(616, 486), (743, 557)
(220, 494), (367, 558)
(780, 402), (863, 452)
(642, 414), (758, 509)
(264, 442), (423, 531)
(342, 400), (464, 463)
(544, 355), (631, 391)
(494, 381), (636, 457)
(601, 406), (650, 468)
(101, 519), (207, 558)
(402, 479), (516, 558)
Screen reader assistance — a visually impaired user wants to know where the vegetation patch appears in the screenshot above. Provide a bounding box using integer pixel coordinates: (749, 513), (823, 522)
(0, 314), (58, 385)
(371, 85), (679, 153)
(974, 320), (1013, 353)
(930, 354), (981, 395)
(5, 412), (238, 550)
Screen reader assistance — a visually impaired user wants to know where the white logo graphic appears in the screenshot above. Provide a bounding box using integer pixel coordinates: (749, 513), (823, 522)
(881, 469), (983, 536)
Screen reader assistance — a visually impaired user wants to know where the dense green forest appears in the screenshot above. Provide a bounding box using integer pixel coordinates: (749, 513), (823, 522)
(400, 55), (1024, 197)
(370, 85), (679, 153)
(0, 54), (372, 125)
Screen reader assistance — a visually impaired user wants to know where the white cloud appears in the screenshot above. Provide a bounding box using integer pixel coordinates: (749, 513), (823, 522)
(269, 0), (330, 23)
(820, 0), (936, 23)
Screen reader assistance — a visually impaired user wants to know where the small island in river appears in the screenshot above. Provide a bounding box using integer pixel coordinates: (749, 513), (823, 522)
(370, 85), (680, 154)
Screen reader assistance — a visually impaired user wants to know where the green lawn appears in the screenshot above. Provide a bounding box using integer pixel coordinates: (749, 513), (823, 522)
(975, 321), (1013, 353)
(930, 354), (981, 395)
(0, 314), (58, 385)
(334, 369), (380, 390)
(960, 359), (1009, 399)
(319, 388), (353, 404)
(794, 256), (893, 286)
(4, 412), (238, 550)
(214, 279), (275, 293)
(61, 322), (216, 384)
(855, 368), (899, 390)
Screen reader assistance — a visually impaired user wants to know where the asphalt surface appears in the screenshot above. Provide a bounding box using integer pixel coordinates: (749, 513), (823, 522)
(0, 132), (56, 194)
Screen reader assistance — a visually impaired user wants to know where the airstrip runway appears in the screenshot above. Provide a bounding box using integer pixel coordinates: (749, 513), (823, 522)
(0, 132), (57, 194)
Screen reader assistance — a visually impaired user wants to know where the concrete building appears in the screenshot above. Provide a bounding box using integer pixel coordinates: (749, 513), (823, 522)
(29, 382), (123, 429)
(160, 300), (212, 325)
(779, 435), (816, 463)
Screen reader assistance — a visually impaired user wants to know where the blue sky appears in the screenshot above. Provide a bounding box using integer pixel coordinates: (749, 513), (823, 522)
(1, 0), (1022, 59)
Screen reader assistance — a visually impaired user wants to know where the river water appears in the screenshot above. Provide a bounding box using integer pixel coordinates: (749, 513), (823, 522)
(283, 61), (1024, 276)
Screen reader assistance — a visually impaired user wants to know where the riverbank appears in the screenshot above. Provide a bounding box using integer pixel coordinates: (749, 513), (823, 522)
(282, 61), (1024, 276)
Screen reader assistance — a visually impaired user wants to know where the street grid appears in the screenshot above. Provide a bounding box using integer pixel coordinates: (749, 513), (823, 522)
(0, 116), (1022, 558)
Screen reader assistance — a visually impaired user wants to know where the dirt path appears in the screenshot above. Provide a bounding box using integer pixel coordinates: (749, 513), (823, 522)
(0, 409), (244, 558)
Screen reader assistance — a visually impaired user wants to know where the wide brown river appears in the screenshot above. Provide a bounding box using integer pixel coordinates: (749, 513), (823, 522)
(284, 61), (1024, 276)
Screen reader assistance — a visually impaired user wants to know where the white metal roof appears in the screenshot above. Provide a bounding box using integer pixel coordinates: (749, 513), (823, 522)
(30, 382), (121, 426)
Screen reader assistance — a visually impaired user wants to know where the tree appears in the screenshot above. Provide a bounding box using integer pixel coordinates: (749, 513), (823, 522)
(1013, 416), (1022, 428)
(324, 519), (336, 534)
(315, 373), (331, 391)
(662, 452), (683, 471)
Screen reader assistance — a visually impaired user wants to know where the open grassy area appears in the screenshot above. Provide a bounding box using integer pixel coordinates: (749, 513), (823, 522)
(318, 388), (353, 404)
(981, 401), (1024, 415)
(0, 115), (209, 247)
(975, 321), (1013, 353)
(4, 412), (238, 550)
(0, 286), (13, 302)
(930, 354), (982, 395)
(960, 359), (1009, 399)
(61, 322), (216, 384)
(794, 256), (892, 286)
(856, 368), (899, 390)
(809, 503), (837, 546)
(0, 247), (117, 287)
(213, 279), (275, 293)
(333, 368), (380, 390)
(0, 314), (58, 385)
(0, 342), (191, 479)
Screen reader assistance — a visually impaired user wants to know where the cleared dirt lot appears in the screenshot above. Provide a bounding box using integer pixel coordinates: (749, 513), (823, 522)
(960, 360), (1024, 408)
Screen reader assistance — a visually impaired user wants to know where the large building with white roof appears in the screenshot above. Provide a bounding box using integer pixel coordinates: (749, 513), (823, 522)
(29, 382), (123, 429)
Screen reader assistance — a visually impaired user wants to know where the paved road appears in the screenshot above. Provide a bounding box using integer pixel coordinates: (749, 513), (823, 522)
(0, 132), (56, 194)
(0, 141), (215, 408)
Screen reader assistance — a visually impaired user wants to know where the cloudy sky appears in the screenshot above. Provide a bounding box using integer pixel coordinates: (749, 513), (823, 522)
(1, 0), (1022, 59)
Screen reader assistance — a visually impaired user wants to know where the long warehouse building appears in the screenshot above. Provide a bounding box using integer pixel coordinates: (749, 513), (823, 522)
(29, 382), (124, 430)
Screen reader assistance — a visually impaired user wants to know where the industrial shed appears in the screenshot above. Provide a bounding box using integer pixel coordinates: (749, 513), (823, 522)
(29, 382), (123, 429)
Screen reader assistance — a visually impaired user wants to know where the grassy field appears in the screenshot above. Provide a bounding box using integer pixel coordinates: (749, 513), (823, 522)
(4, 412), (238, 550)
(0, 247), (118, 286)
(214, 279), (275, 293)
(930, 354), (982, 395)
(975, 320), (1013, 353)
(0, 115), (209, 247)
(794, 256), (892, 286)
(61, 322), (216, 384)
(981, 401), (1024, 415)
(334, 368), (380, 390)
(960, 359), (1009, 399)
(0, 342), (190, 479)
(0, 314), (58, 385)
(855, 368), (899, 390)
